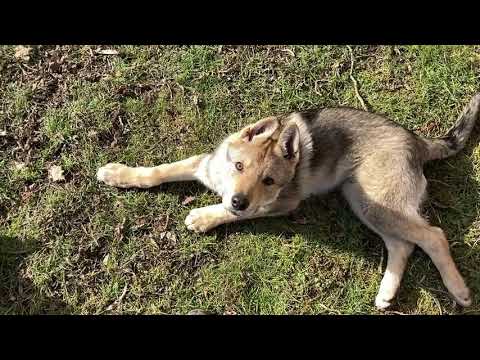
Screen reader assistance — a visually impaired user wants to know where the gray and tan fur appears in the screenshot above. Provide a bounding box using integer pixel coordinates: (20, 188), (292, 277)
(97, 93), (480, 310)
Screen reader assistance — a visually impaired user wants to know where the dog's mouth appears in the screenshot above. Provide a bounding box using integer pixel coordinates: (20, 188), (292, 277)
(227, 207), (256, 217)
(228, 209), (241, 216)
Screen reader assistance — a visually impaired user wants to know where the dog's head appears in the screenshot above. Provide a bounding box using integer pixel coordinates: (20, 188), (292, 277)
(220, 116), (300, 216)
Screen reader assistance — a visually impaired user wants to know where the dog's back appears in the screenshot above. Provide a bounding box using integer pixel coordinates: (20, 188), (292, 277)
(301, 94), (480, 167)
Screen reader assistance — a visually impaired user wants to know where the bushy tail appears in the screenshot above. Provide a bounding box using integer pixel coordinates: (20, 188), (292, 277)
(424, 93), (480, 161)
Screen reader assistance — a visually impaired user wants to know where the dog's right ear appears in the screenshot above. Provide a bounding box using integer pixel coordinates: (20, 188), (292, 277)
(275, 123), (300, 161)
(239, 117), (280, 143)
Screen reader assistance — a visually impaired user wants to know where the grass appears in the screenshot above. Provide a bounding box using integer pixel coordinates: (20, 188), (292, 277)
(1, 45), (479, 315)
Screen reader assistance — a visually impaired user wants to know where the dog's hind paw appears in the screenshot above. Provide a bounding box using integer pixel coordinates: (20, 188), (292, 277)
(375, 295), (393, 311)
(450, 286), (472, 308)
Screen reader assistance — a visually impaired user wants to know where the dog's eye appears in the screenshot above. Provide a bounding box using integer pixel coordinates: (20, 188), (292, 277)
(235, 162), (244, 171)
(263, 177), (275, 186)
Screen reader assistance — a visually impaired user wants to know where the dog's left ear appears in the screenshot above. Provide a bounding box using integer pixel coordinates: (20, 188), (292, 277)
(240, 116), (280, 143)
(275, 123), (300, 161)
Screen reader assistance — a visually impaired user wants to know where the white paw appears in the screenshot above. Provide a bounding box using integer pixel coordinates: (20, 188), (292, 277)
(450, 286), (472, 308)
(97, 163), (130, 187)
(375, 295), (393, 311)
(185, 208), (217, 233)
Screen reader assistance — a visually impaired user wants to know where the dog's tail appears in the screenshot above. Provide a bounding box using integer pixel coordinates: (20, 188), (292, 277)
(423, 93), (480, 161)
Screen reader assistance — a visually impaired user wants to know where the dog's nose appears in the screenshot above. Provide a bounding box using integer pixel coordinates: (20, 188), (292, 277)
(231, 194), (249, 211)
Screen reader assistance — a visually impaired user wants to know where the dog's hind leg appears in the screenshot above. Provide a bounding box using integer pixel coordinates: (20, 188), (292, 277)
(375, 238), (414, 309)
(342, 173), (472, 309)
(97, 154), (207, 188)
(344, 180), (415, 309)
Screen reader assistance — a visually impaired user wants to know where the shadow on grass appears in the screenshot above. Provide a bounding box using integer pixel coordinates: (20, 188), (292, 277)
(0, 234), (72, 315)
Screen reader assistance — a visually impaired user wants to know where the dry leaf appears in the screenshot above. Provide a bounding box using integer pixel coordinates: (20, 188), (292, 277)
(96, 49), (119, 55)
(182, 195), (196, 205)
(114, 218), (126, 242)
(0, 130), (6, 136)
(48, 165), (65, 182)
(153, 214), (170, 233)
(132, 217), (147, 230)
(159, 231), (177, 242)
(282, 48), (295, 57)
(149, 238), (160, 250)
(223, 310), (237, 315)
(102, 254), (110, 266)
(87, 130), (98, 139)
(12, 161), (26, 171)
(21, 184), (37, 202)
(188, 309), (209, 315)
(14, 46), (32, 61)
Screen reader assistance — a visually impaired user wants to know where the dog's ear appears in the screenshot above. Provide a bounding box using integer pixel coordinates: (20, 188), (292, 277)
(240, 117), (280, 143)
(275, 123), (300, 161)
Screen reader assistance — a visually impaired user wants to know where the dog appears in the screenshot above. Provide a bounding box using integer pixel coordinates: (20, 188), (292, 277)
(97, 93), (480, 310)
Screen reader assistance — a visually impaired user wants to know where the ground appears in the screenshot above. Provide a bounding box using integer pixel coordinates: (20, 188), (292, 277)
(1, 45), (479, 315)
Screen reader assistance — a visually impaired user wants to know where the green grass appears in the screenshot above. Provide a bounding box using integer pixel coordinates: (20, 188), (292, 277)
(1, 45), (479, 314)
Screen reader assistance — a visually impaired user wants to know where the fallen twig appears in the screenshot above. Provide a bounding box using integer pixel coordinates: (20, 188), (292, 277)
(385, 310), (408, 315)
(347, 45), (368, 112)
(106, 283), (128, 312)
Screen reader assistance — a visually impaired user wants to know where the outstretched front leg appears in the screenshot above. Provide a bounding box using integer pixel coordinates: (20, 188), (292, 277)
(185, 198), (300, 233)
(97, 155), (207, 188)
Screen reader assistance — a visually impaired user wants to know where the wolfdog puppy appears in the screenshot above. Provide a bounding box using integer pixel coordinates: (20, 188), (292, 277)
(98, 94), (480, 309)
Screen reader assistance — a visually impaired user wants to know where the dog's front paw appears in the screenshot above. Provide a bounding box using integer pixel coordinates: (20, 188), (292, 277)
(185, 208), (219, 233)
(97, 163), (131, 187)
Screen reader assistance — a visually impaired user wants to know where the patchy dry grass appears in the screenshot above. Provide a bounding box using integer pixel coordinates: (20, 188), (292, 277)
(1, 45), (479, 314)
